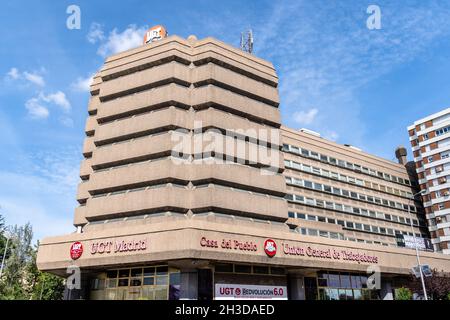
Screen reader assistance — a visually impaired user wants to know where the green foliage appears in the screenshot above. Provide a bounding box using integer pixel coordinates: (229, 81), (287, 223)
(447, 292), (450, 300)
(0, 216), (64, 300)
(395, 287), (413, 300)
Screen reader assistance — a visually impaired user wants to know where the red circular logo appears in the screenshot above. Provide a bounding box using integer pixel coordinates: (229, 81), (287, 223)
(264, 239), (277, 257)
(70, 242), (83, 260)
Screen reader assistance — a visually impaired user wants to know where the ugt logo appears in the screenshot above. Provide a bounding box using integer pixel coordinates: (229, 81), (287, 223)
(264, 239), (277, 257)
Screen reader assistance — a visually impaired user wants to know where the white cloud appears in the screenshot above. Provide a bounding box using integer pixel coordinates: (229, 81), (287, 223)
(71, 73), (94, 92)
(247, 0), (450, 153)
(25, 97), (49, 119)
(5, 68), (46, 87)
(97, 24), (147, 57)
(39, 91), (71, 112)
(24, 91), (71, 119)
(0, 147), (81, 241)
(87, 22), (105, 44)
(23, 71), (45, 87)
(7, 67), (19, 79)
(293, 108), (318, 125)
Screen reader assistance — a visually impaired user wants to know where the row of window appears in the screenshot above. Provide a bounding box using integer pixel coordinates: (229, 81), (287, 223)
(292, 226), (390, 246)
(90, 182), (188, 199)
(282, 144), (411, 186)
(285, 193), (423, 228)
(93, 156), (172, 173)
(215, 263), (285, 275)
(284, 159), (414, 199)
(87, 182), (283, 201)
(435, 125), (450, 137)
(285, 176), (416, 213)
(288, 211), (423, 239)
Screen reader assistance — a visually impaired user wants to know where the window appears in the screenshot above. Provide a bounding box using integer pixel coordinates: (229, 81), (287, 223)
(318, 216), (327, 223)
(346, 222), (354, 229)
(324, 185), (332, 193)
(355, 223), (362, 230)
(304, 180), (313, 189)
(288, 212), (295, 218)
(307, 215), (317, 221)
(298, 213), (306, 219)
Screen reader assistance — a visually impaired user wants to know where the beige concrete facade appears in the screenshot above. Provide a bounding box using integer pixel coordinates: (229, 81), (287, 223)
(37, 34), (450, 300)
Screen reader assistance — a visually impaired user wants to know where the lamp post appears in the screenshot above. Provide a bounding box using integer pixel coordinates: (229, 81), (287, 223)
(0, 229), (11, 280)
(407, 189), (428, 300)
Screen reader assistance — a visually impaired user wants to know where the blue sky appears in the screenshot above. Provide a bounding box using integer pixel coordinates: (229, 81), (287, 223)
(1, 0), (450, 241)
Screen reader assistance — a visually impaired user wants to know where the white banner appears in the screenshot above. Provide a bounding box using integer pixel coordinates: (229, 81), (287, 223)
(215, 284), (288, 300)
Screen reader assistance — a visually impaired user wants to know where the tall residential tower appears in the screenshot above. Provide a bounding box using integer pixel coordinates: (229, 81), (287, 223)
(408, 108), (450, 254)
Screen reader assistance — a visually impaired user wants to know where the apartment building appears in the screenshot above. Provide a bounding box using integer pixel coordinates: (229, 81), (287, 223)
(408, 108), (450, 254)
(37, 33), (450, 300)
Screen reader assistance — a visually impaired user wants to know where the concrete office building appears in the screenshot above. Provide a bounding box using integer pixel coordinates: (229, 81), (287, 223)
(408, 108), (450, 254)
(37, 34), (450, 300)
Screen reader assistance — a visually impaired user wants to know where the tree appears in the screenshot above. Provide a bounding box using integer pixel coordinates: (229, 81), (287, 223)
(0, 223), (33, 299)
(409, 268), (450, 300)
(0, 222), (64, 300)
(0, 213), (7, 264)
(26, 242), (64, 300)
(395, 287), (412, 300)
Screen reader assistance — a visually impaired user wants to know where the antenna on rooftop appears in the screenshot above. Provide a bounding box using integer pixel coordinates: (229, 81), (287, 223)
(240, 29), (254, 54)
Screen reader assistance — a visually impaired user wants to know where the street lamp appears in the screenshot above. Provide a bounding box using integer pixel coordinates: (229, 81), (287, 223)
(0, 228), (11, 280)
(407, 189), (428, 300)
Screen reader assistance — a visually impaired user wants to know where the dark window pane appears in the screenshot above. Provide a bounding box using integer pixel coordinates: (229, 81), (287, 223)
(253, 266), (269, 274)
(215, 264), (233, 273)
(156, 266), (169, 275)
(340, 274), (351, 288)
(130, 268), (143, 277)
(130, 278), (142, 286)
(118, 278), (129, 287)
(318, 278), (328, 287)
(143, 277), (154, 286)
(169, 273), (181, 286)
(328, 274), (340, 287)
(235, 265), (252, 273)
(351, 275), (362, 288)
(107, 270), (118, 278)
(118, 269), (129, 278)
(270, 267), (285, 275)
(144, 267), (155, 277)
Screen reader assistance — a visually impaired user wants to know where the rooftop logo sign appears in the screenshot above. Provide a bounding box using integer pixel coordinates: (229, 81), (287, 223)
(143, 25), (168, 44)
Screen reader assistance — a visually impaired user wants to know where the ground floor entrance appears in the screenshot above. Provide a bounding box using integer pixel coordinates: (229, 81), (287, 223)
(80, 260), (399, 300)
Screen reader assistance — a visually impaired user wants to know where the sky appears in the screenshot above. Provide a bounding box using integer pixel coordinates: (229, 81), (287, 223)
(1, 0), (450, 241)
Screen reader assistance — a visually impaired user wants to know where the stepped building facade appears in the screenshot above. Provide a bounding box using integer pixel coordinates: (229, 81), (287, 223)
(37, 34), (450, 300)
